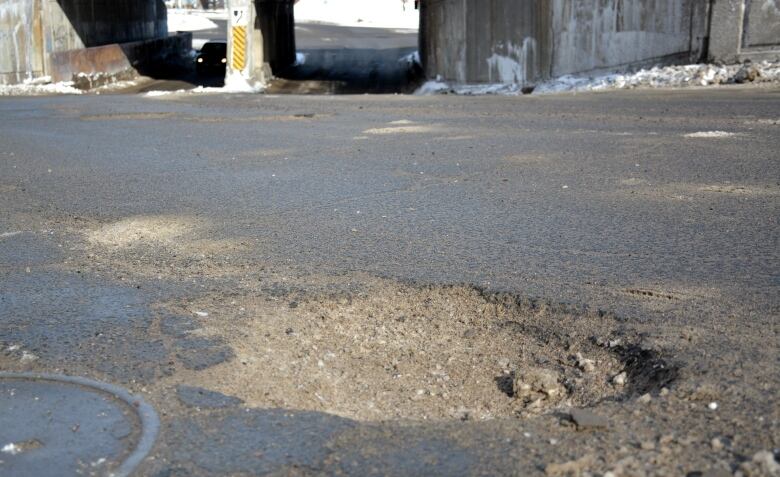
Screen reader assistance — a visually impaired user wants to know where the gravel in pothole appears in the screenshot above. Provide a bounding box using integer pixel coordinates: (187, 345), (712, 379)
(165, 280), (638, 421)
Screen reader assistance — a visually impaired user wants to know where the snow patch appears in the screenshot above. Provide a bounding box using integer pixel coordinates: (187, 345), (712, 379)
(1, 444), (21, 455)
(418, 61), (780, 96)
(0, 76), (82, 96)
(294, 52), (307, 66)
(364, 124), (439, 134)
(416, 81), (521, 96)
(684, 131), (738, 139)
(192, 38), (211, 51)
(167, 12), (218, 32)
(145, 72), (264, 96)
(399, 50), (421, 67)
(145, 90), (173, 97)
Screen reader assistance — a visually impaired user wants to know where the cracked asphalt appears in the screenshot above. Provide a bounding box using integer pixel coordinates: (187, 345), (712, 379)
(0, 86), (779, 476)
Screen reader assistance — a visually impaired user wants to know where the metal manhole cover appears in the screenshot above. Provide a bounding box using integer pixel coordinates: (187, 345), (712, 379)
(0, 373), (159, 477)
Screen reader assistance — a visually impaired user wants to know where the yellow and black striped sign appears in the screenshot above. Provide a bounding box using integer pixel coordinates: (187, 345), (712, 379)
(232, 26), (247, 71)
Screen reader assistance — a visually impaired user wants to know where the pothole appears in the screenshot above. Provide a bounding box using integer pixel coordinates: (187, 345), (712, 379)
(172, 280), (678, 422)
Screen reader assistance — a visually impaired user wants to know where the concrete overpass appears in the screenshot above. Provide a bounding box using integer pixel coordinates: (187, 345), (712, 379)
(1, 0), (779, 87)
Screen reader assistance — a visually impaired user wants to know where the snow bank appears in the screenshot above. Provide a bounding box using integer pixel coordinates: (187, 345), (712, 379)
(295, 0), (419, 30)
(417, 61), (780, 96)
(0, 77), (82, 96)
(144, 73), (264, 96)
(535, 62), (780, 94)
(167, 11), (218, 32)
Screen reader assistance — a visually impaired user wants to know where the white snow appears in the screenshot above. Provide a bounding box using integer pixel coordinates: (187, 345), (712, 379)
(418, 61), (780, 96)
(167, 11), (219, 32)
(684, 131), (737, 139)
(192, 38), (211, 51)
(294, 0), (419, 30)
(416, 80), (522, 96)
(1, 444), (21, 455)
(145, 72), (265, 96)
(0, 76), (82, 96)
(398, 50), (421, 67)
(294, 52), (307, 66)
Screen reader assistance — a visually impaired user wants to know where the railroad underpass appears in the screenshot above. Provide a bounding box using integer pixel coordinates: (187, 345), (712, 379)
(2, 0), (778, 92)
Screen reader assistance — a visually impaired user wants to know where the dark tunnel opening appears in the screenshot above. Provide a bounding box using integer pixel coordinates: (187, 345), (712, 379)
(267, 0), (424, 94)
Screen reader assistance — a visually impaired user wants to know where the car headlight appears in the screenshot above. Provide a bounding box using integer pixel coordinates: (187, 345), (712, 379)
(221, 58), (227, 64)
(197, 58), (203, 63)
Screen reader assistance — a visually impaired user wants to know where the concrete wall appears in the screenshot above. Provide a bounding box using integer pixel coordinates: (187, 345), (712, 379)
(421, 0), (749, 85)
(709, 0), (780, 63)
(551, 0), (708, 77)
(1, 0), (45, 83)
(468, 0), (551, 85)
(48, 32), (191, 82)
(53, 0), (167, 47)
(0, 0), (168, 84)
(745, 0), (780, 48)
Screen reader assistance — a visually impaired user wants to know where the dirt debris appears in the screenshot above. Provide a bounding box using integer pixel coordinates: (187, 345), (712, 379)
(159, 280), (644, 421)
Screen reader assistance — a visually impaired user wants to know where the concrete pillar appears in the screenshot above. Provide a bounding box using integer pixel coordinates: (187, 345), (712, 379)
(708, 0), (746, 63)
(709, 0), (780, 63)
(255, 0), (295, 73)
(226, 0), (269, 88)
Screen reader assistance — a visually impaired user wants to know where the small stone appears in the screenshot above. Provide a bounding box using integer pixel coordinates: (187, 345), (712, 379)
(640, 440), (655, 450)
(701, 469), (732, 477)
(576, 353), (596, 373)
(742, 450), (780, 475)
(638, 393), (652, 404)
(710, 437), (724, 451)
(732, 64), (760, 83)
(569, 409), (608, 431)
(708, 401), (718, 411)
(612, 371), (627, 386)
(514, 367), (564, 405)
(660, 387), (670, 397)
(545, 454), (595, 476)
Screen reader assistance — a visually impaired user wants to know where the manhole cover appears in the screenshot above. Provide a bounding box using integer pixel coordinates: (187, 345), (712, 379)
(0, 373), (158, 477)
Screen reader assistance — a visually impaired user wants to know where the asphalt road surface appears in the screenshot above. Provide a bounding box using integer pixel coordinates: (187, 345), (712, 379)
(1, 86), (779, 476)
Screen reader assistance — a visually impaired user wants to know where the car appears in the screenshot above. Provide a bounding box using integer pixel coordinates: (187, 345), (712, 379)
(196, 41), (227, 75)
